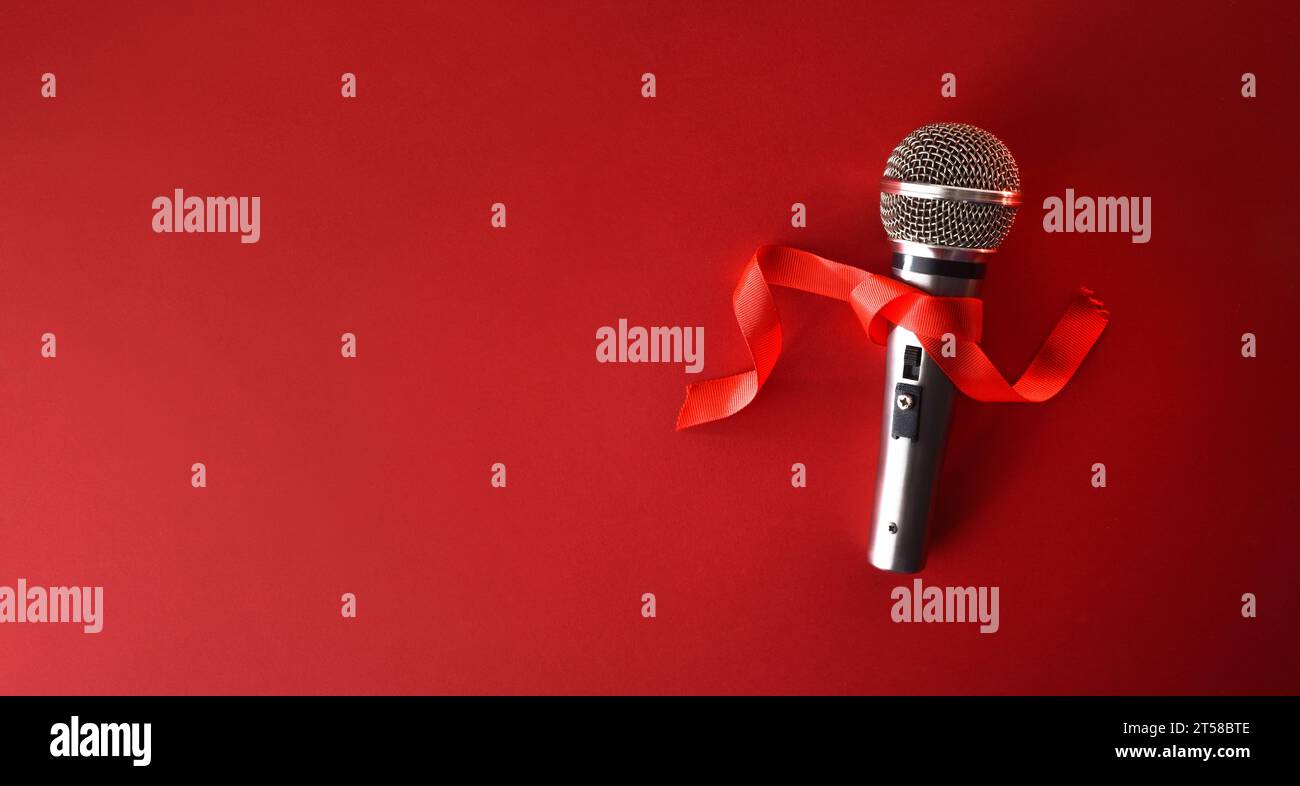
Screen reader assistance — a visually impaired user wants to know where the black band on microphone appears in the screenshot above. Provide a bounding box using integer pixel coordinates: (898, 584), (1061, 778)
(891, 253), (986, 280)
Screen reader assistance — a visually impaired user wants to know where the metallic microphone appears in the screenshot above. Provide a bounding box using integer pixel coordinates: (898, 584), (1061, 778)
(868, 123), (1022, 573)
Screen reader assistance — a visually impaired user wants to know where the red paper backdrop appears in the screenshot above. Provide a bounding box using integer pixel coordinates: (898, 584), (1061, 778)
(1, 1), (1296, 694)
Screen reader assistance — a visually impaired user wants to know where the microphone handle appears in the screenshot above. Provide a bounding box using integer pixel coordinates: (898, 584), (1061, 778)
(868, 252), (984, 573)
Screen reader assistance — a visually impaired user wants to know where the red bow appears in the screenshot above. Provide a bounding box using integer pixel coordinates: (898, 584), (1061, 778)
(676, 245), (1109, 430)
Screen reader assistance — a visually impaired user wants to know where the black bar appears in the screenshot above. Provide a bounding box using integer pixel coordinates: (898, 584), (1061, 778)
(892, 251), (987, 279)
(0, 696), (1285, 775)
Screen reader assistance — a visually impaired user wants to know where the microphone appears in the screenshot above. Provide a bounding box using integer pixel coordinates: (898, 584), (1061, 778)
(868, 123), (1022, 573)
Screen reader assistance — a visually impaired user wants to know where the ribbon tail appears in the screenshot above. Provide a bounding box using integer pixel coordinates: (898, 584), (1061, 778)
(675, 370), (760, 430)
(922, 287), (1110, 403)
(677, 246), (931, 429)
(675, 249), (783, 430)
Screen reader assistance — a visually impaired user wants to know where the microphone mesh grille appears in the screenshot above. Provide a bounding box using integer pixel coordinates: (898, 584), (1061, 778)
(880, 123), (1021, 250)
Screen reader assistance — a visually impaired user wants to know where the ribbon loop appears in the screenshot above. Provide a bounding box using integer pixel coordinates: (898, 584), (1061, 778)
(676, 245), (1108, 430)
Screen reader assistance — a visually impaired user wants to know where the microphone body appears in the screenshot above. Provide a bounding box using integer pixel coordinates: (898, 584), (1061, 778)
(868, 245), (985, 573)
(868, 123), (1022, 573)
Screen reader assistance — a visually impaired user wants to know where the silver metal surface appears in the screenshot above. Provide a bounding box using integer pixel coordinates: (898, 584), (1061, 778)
(880, 176), (1022, 207)
(888, 239), (993, 263)
(868, 258), (982, 573)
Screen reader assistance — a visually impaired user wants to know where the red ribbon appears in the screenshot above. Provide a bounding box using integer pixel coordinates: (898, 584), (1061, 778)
(676, 245), (1110, 430)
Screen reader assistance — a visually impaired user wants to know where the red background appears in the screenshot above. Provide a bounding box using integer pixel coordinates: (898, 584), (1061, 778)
(1, 1), (1296, 694)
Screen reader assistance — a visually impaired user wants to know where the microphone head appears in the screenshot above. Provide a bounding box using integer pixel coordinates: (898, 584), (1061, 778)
(879, 123), (1022, 252)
